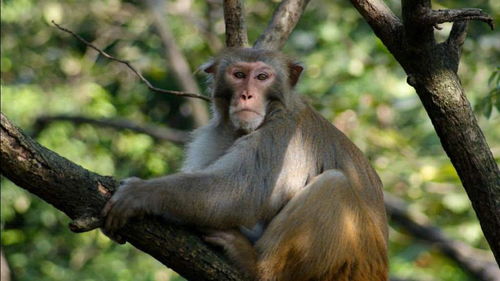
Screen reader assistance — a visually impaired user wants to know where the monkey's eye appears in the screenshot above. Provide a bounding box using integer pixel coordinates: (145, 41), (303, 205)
(234, 72), (246, 79)
(256, 73), (269, 81)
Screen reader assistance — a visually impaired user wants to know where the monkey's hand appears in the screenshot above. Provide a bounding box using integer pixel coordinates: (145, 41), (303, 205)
(101, 177), (149, 243)
(203, 230), (258, 276)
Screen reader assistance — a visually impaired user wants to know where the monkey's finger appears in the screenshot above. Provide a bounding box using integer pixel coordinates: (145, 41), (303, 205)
(109, 233), (126, 244)
(113, 234), (126, 244)
(106, 212), (121, 233)
(104, 211), (115, 232)
(101, 226), (126, 244)
(204, 230), (235, 240)
(107, 204), (129, 231)
(101, 200), (115, 217)
(104, 198), (127, 229)
(104, 205), (121, 232)
(203, 235), (227, 247)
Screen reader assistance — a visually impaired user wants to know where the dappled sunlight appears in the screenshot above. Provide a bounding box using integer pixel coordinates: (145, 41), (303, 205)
(2, 0), (498, 280)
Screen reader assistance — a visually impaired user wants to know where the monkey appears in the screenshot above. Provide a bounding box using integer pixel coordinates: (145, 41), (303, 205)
(102, 48), (388, 281)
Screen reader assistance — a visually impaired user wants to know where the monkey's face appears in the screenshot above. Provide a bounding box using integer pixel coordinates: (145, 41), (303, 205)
(225, 61), (274, 132)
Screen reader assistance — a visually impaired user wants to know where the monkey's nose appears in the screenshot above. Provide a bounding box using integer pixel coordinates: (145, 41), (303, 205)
(241, 93), (253, 100)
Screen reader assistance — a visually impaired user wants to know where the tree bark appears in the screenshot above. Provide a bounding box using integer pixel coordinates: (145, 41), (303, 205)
(0, 113), (246, 281)
(349, 0), (500, 264)
(254, 0), (311, 50)
(223, 0), (249, 47)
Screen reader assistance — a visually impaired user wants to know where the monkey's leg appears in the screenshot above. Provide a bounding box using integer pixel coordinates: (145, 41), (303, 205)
(256, 170), (388, 281)
(203, 229), (258, 278)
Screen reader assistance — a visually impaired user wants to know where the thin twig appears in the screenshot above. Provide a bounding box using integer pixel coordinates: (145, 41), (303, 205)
(51, 21), (211, 102)
(385, 193), (500, 281)
(33, 115), (190, 145)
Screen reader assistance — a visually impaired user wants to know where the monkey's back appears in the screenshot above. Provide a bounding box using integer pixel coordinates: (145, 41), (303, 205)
(255, 104), (389, 281)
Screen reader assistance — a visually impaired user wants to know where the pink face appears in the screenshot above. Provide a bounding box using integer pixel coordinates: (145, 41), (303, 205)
(225, 61), (275, 132)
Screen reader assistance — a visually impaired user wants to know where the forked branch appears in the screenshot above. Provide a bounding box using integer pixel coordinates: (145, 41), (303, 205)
(254, 0), (312, 50)
(424, 8), (494, 30)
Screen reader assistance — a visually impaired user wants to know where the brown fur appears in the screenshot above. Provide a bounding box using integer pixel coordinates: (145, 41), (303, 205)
(103, 48), (388, 281)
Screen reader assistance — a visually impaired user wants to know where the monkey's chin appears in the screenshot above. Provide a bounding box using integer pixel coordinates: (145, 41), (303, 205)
(230, 112), (264, 133)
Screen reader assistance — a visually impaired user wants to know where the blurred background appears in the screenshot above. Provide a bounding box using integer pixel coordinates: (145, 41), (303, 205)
(1, 0), (499, 280)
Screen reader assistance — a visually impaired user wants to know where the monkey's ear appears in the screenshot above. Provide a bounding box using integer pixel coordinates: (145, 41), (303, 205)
(288, 62), (304, 87)
(201, 60), (217, 74)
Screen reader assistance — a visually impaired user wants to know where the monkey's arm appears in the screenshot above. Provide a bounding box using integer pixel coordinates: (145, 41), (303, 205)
(103, 123), (292, 233)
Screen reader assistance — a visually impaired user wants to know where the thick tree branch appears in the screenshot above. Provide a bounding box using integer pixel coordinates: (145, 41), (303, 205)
(385, 194), (500, 281)
(447, 21), (468, 47)
(445, 21), (468, 72)
(52, 21), (211, 102)
(33, 115), (189, 145)
(5, 109), (497, 280)
(31, 112), (498, 278)
(254, 0), (311, 50)
(145, 0), (210, 127)
(349, 0), (500, 264)
(0, 112), (245, 281)
(223, 0), (249, 47)
(348, 0), (404, 56)
(424, 9), (494, 30)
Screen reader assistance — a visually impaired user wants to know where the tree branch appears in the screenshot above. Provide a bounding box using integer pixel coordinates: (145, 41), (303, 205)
(385, 194), (500, 281)
(447, 21), (468, 46)
(254, 0), (312, 50)
(349, 0), (500, 265)
(0, 112), (245, 281)
(348, 0), (404, 55)
(33, 115), (189, 145)
(223, 0), (249, 47)
(401, 1), (493, 47)
(31, 113), (498, 279)
(424, 8), (494, 30)
(52, 21), (211, 103)
(6, 109), (497, 280)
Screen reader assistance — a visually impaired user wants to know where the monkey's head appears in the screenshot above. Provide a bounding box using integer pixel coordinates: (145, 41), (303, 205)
(203, 48), (303, 133)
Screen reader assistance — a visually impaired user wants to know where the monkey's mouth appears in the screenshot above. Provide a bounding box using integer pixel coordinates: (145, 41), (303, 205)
(233, 108), (263, 117)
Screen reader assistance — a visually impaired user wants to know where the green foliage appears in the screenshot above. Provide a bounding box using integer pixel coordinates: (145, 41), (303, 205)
(1, 0), (498, 280)
(475, 66), (500, 118)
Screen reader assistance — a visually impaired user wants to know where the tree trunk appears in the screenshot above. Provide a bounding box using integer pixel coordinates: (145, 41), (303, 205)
(350, 0), (500, 263)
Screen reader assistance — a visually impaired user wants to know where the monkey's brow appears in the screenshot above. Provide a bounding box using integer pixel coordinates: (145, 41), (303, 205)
(230, 61), (272, 69)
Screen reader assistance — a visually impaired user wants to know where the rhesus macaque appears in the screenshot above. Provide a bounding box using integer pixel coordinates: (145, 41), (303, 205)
(102, 48), (388, 281)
